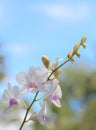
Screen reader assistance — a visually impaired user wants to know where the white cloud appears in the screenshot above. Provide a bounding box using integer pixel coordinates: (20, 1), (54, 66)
(28, 4), (91, 21)
(7, 43), (32, 55)
(7, 43), (44, 57)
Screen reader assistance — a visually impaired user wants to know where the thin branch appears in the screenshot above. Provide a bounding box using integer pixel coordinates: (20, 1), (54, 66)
(47, 58), (69, 80)
(19, 91), (39, 130)
(19, 58), (70, 130)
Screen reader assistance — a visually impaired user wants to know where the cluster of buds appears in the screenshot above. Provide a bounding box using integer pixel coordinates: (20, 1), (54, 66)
(67, 35), (87, 63)
(2, 35), (87, 130)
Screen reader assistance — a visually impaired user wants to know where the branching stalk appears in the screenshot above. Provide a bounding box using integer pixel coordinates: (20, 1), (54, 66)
(19, 91), (39, 130)
(47, 58), (69, 80)
(19, 58), (70, 130)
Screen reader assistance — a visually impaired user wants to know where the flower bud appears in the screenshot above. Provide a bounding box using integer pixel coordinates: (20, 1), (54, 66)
(67, 50), (74, 59)
(67, 50), (74, 63)
(75, 50), (80, 58)
(42, 55), (50, 69)
(73, 41), (81, 58)
(29, 112), (37, 121)
(81, 35), (87, 48)
(73, 41), (81, 53)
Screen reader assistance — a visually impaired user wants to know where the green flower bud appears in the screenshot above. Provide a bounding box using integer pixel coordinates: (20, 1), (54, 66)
(75, 50), (80, 58)
(73, 42), (81, 54)
(81, 35), (87, 48)
(67, 50), (75, 63)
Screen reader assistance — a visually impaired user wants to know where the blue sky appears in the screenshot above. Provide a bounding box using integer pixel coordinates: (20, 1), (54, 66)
(0, 0), (96, 93)
(0, 1), (96, 129)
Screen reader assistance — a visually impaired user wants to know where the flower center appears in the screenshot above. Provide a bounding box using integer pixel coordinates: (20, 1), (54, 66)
(29, 82), (38, 89)
(9, 98), (17, 107)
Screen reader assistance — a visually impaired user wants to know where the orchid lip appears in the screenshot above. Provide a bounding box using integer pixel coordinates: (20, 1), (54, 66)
(52, 94), (58, 101)
(29, 82), (38, 89)
(9, 98), (18, 107)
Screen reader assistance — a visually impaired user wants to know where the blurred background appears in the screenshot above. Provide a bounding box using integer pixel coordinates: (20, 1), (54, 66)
(0, 0), (96, 130)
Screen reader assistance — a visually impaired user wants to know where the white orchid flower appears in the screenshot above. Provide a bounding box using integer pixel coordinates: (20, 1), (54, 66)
(45, 79), (62, 108)
(29, 103), (47, 126)
(16, 66), (48, 93)
(2, 83), (20, 110)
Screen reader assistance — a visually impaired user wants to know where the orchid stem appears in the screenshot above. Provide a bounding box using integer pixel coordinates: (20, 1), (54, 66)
(19, 58), (69, 129)
(19, 91), (39, 130)
(47, 58), (69, 80)
(20, 99), (28, 109)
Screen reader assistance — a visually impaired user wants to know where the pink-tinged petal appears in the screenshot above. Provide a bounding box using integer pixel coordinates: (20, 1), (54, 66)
(37, 115), (47, 126)
(2, 90), (10, 102)
(38, 103), (47, 126)
(38, 83), (48, 92)
(47, 79), (60, 92)
(7, 83), (13, 96)
(2, 83), (20, 110)
(52, 99), (61, 108)
(13, 86), (20, 97)
(19, 84), (28, 94)
(39, 103), (46, 115)
(29, 87), (39, 93)
(44, 80), (62, 107)
(55, 85), (62, 99)
(16, 72), (28, 85)
(28, 66), (37, 78)
(29, 103), (47, 126)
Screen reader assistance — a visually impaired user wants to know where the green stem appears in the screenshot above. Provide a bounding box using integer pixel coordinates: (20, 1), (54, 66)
(19, 91), (39, 130)
(19, 58), (69, 130)
(36, 58), (70, 101)
(19, 99), (28, 109)
(47, 58), (69, 80)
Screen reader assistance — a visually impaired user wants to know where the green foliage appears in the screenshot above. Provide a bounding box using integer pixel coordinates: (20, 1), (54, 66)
(78, 100), (96, 130)
(60, 63), (96, 102)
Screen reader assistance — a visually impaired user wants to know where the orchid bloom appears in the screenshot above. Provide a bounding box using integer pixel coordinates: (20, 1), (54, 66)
(16, 66), (48, 93)
(2, 83), (20, 110)
(45, 79), (62, 108)
(29, 103), (47, 126)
